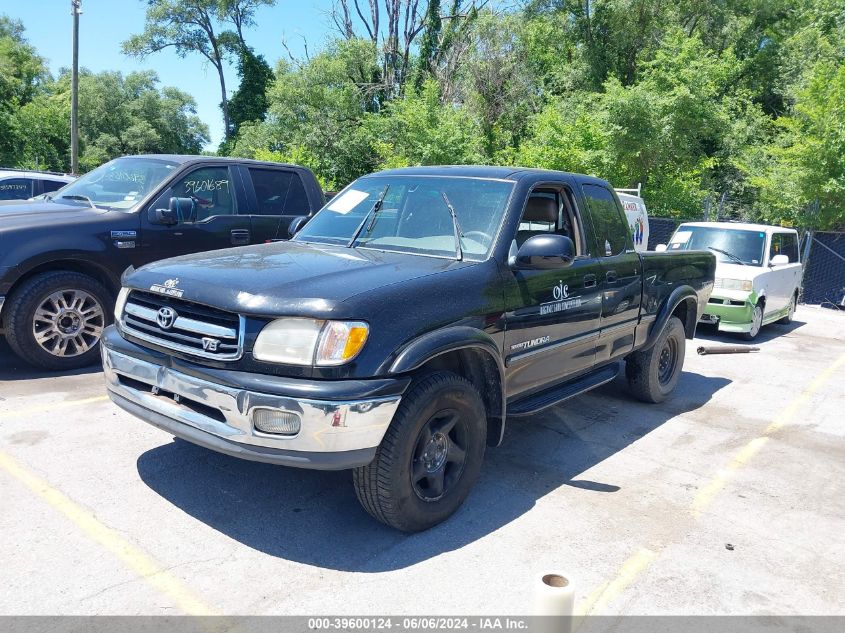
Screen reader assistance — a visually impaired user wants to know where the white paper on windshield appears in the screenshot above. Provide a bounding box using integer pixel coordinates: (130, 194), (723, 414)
(671, 230), (692, 244)
(327, 189), (370, 214)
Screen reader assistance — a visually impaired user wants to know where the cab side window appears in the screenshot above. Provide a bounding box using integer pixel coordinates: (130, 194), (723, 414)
(248, 168), (310, 215)
(152, 166), (236, 222)
(770, 233), (799, 263)
(582, 184), (629, 257)
(0, 178), (33, 200)
(516, 189), (581, 254)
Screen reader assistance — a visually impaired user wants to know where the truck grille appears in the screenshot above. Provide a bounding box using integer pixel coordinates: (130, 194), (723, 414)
(121, 290), (243, 360)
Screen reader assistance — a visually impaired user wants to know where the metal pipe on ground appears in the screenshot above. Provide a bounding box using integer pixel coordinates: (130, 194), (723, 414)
(697, 345), (760, 355)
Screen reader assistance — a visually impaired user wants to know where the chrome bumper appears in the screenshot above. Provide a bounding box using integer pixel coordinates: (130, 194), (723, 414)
(102, 346), (402, 469)
(0, 295), (5, 316)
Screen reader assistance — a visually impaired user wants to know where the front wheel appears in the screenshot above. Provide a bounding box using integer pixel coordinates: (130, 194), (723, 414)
(353, 371), (487, 532)
(5, 271), (112, 370)
(626, 316), (686, 404)
(741, 302), (764, 340)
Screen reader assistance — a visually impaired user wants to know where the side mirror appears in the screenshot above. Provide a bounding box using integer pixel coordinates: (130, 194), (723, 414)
(655, 244), (667, 252)
(288, 215), (308, 237)
(770, 254), (789, 266)
(513, 234), (576, 270)
(147, 197), (194, 226)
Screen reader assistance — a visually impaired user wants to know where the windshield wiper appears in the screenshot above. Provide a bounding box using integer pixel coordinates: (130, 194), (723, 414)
(60, 194), (98, 209)
(347, 184), (390, 247)
(440, 191), (465, 261)
(708, 246), (746, 265)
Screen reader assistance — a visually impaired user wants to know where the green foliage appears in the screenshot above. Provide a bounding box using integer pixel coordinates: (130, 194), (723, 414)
(3, 1), (845, 229)
(221, 47), (274, 151)
(367, 80), (485, 169)
(231, 39), (383, 186)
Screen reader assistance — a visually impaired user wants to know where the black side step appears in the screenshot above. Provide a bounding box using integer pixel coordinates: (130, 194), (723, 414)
(507, 363), (621, 417)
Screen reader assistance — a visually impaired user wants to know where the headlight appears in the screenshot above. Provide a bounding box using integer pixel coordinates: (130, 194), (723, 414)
(253, 318), (369, 366)
(114, 287), (130, 321)
(715, 278), (752, 292)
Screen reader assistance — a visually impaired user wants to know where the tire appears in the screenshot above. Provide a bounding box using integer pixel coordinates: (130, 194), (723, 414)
(741, 302), (764, 340)
(353, 371), (487, 532)
(5, 271), (112, 371)
(626, 316), (686, 404)
(778, 294), (797, 325)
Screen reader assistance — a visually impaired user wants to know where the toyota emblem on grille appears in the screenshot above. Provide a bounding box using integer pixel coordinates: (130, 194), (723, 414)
(156, 307), (177, 329)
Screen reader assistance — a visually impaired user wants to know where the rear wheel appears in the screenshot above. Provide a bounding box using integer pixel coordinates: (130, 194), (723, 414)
(5, 271), (111, 370)
(778, 294), (797, 325)
(626, 316), (686, 404)
(353, 371), (487, 532)
(741, 302), (764, 340)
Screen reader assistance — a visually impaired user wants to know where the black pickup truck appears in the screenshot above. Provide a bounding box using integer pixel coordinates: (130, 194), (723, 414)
(0, 155), (323, 370)
(102, 166), (715, 532)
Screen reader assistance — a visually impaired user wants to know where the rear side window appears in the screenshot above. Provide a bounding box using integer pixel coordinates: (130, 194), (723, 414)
(582, 184), (629, 257)
(0, 178), (33, 200)
(770, 233), (799, 263)
(41, 179), (69, 194)
(248, 169), (310, 215)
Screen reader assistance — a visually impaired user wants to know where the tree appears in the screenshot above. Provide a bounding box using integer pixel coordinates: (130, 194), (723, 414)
(367, 79), (485, 168)
(232, 39), (383, 188)
(0, 15), (49, 166)
(123, 0), (274, 140)
(223, 47), (274, 147)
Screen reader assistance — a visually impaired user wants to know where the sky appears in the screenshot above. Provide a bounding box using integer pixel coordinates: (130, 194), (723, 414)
(4, 0), (342, 148)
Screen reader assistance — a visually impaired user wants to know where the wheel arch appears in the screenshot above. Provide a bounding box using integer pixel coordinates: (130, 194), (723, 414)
(2, 259), (118, 328)
(385, 327), (507, 447)
(642, 285), (698, 351)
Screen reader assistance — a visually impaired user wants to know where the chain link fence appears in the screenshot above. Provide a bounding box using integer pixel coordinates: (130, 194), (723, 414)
(801, 232), (845, 308)
(645, 218), (845, 309)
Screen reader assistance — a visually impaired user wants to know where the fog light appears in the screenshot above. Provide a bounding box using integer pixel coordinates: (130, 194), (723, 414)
(252, 408), (301, 435)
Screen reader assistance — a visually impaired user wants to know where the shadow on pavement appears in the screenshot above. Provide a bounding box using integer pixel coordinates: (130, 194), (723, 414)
(0, 339), (103, 381)
(137, 369), (730, 572)
(694, 319), (805, 345)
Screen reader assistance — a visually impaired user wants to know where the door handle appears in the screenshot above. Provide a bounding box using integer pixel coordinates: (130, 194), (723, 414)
(606, 270), (618, 284)
(230, 229), (250, 245)
(584, 274), (597, 288)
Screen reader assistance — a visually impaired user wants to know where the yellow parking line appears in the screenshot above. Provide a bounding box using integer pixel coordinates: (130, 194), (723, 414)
(576, 352), (845, 616)
(692, 352), (845, 517)
(574, 548), (657, 617)
(0, 395), (108, 420)
(0, 450), (218, 615)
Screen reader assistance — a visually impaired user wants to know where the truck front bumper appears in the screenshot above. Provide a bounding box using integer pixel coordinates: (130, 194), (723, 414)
(102, 328), (407, 470)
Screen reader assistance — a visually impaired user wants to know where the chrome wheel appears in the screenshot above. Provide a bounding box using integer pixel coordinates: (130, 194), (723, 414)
(411, 409), (468, 502)
(748, 304), (763, 338)
(32, 289), (105, 357)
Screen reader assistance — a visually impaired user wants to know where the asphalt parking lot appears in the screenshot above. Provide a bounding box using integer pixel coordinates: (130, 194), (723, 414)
(1, 306), (843, 616)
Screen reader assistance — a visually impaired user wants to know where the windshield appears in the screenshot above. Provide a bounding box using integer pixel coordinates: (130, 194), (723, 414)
(668, 225), (766, 266)
(294, 175), (514, 259)
(50, 157), (180, 210)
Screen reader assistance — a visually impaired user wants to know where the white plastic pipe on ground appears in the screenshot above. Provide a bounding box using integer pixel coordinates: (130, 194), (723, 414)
(533, 573), (574, 633)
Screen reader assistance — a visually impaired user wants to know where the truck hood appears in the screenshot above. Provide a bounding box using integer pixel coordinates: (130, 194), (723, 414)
(125, 241), (478, 318)
(0, 199), (110, 221)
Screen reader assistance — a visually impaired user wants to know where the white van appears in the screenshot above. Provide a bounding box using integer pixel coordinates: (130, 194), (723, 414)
(615, 186), (649, 252)
(661, 222), (803, 339)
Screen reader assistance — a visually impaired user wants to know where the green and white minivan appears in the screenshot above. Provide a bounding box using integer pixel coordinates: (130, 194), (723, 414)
(660, 222), (803, 340)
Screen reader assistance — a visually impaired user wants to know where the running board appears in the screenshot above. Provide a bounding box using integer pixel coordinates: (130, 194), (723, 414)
(506, 364), (621, 417)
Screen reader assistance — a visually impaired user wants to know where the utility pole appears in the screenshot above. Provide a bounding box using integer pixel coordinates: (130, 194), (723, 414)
(70, 0), (81, 175)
